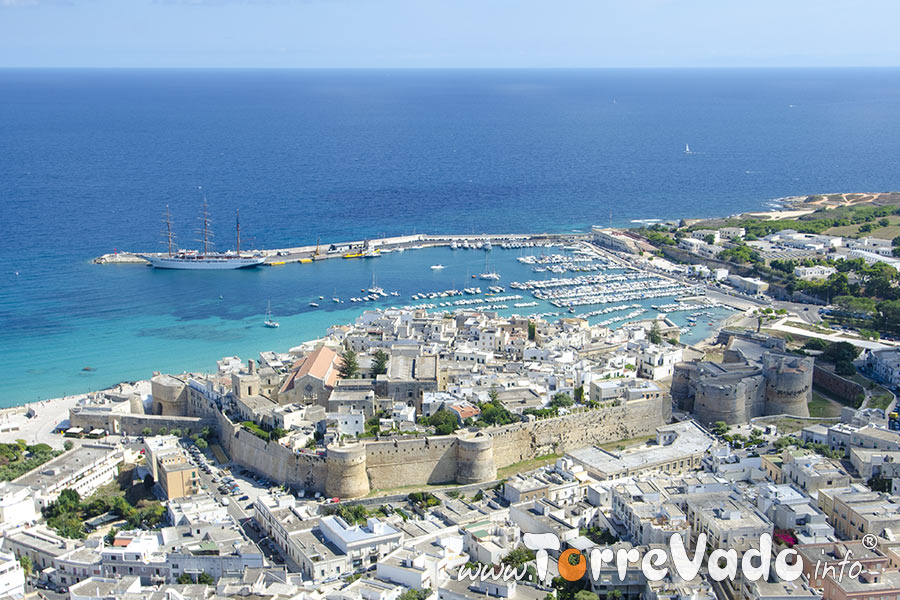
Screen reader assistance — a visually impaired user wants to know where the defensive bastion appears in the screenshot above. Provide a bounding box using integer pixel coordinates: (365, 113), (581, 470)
(215, 392), (668, 498)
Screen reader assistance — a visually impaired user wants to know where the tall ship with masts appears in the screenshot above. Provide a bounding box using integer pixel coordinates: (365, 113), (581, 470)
(141, 199), (266, 270)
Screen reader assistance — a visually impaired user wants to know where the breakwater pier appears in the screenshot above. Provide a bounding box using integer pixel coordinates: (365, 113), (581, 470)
(92, 232), (590, 265)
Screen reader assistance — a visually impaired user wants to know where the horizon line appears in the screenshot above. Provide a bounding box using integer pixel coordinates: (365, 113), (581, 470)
(2, 64), (900, 71)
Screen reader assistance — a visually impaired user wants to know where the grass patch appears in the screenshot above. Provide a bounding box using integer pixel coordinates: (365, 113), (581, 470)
(784, 320), (834, 335)
(703, 350), (725, 363)
(597, 434), (656, 452)
(365, 481), (463, 498)
(809, 391), (843, 418)
(825, 215), (900, 239)
(496, 453), (562, 479)
(768, 417), (838, 434)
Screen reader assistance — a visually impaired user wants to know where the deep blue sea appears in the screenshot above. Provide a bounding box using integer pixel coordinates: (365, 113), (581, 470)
(2, 68), (900, 405)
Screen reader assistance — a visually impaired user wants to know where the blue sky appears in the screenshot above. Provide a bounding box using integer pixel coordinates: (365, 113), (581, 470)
(2, 0), (899, 68)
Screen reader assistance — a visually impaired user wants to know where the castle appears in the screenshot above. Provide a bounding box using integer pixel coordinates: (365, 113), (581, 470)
(70, 367), (669, 499)
(671, 330), (812, 426)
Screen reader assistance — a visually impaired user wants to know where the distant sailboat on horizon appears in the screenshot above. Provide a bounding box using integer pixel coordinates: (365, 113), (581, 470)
(684, 143), (693, 155)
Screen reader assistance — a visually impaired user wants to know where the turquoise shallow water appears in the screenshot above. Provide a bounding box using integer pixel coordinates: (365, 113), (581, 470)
(6, 246), (728, 403)
(4, 68), (900, 404)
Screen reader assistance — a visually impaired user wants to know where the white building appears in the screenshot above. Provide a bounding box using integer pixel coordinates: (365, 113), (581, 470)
(0, 552), (25, 599)
(867, 348), (900, 388)
(727, 274), (769, 294)
(794, 265), (837, 281)
(14, 444), (123, 507)
(637, 344), (683, 380)
(719, 227), (746, 240)
(0, 483), (37, 529)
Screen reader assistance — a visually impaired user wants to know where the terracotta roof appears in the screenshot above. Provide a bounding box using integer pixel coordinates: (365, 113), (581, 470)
(449, 404), (481, 420)
(280, 346), (338, 394)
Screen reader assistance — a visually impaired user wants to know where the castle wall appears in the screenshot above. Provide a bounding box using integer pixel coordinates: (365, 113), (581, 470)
(490, 396), (668, 468)
(693, 376), (757, 426)
(213, 394), (668, 498)
(215, 410), (328, 495)
(68, 411), (212, 436)
(365, 436), (459, 490)
(674, 350), (813, 426)
(763, 354), (813, 417)
(813, 366), (865, 407)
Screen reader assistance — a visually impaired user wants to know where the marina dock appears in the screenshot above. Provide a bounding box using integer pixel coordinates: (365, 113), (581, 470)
(92, 231), (590, 266)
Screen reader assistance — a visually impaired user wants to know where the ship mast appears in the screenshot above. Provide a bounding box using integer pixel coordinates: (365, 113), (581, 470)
(196, 188), (213, 256)
(163, 205), (175, 256)
(236, 209), (241, 254)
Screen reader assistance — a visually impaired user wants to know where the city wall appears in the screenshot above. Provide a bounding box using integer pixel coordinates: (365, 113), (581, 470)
(813, 365), (865, 407)
(215, 395), (668, 498)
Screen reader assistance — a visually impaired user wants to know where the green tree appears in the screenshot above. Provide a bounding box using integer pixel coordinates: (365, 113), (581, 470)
(712, 421), (729, 436)
(177, 573), (194, 584)
(528, 321), (536, 341)
(822, 341), (861, 364)
(573, 386), (584, 403)
(194, 438), (208, 450)
(56, 488), (81, 513)
(169, 428), (182, 438)
(372, 349), (389, 376)
(338, 347), (359, 379)
(157, 427), (168, 436)
(63, 440), (74, 451)
(420, 410), (459, 436)
(141, 428), (152, 436)
(18, 556), (31, 577)
(574, 592), (601, 600)
(488, 386), (500, 403)
(835, 361), (856, 377)
(649, 321), (662, 344)
(197, 573), (214, 585)
(549, 392), (574, 409)
(104, 527), (118, 545)
(803, 338), (828, 351)
(703, 234), (716, 245)
(270, 427), (287, 441)
(502, 546), (536, 568)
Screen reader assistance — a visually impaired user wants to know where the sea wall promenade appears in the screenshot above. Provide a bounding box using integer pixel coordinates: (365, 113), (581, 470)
(92, 231), (590, 265)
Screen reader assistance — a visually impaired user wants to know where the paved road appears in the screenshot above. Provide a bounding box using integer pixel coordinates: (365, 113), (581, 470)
(769, 317), (895, 351)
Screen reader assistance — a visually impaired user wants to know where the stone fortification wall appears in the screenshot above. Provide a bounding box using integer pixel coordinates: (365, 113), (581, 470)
(813, 366), (865, 407)
(365, 436), (460, 489)
(215, 410), (328, 495)
(489, 396), (668, 469)
(216, 394), (668, 498)
(763, 353), (813, 417)
(69, 410), (212, 436)
(673, 350), (814, 426)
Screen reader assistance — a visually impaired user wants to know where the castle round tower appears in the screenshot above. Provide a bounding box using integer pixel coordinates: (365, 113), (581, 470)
(693, 377), (750, 426)
(150, 374), (188, 416)
(763, 353), (812, 417)
(456, 433), (496, 484)
(325, 442), (370, 499)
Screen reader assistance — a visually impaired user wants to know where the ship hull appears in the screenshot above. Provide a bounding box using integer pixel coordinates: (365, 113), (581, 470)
(140, 255), (266, 270)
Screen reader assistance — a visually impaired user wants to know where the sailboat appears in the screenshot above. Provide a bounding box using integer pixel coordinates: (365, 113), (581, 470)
(264, 301), (279, 328)
(684, 143), (693, 155)
(140, 197), (265, 270)
(367, 273), (386, 296)
(478, 255), (500, 281)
